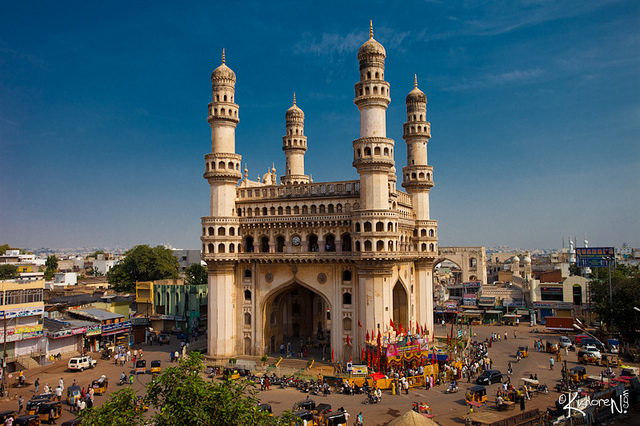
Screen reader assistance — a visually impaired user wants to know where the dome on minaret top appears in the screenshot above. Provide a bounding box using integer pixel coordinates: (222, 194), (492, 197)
(523, 255), (531, 264)
(211, 49), (236, 84)
(358, 21), (386, 60)
(285, 93), (304, 121)
(406, 75), (427, 103)
(513, 255), (520, 263)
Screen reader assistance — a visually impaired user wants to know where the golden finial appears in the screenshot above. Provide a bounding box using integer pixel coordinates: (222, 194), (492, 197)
(414, 74), (418, 88)
(369, 20), (373, 39)
(222, 48), (226, 64)
(293, 92), (296, 105)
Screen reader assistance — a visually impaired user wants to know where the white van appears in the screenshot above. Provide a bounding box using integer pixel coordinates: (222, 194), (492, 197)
(68, 356), (97, 371)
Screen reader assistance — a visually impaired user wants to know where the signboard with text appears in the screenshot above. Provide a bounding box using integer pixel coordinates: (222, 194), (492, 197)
(576, 247), (615, 268)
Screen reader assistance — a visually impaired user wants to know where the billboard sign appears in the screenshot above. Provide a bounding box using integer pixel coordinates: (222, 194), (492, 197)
(576, 247), (615, 268)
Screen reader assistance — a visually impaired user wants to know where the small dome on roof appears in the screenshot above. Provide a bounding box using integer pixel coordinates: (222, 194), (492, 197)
(513, 255), (520, 263)
(211, 50), (236, 84)
(285, 93), (304, 120)
(523, 255), (531, 264)
(406, 75), (426, 103)
(358, 22), (386, 60)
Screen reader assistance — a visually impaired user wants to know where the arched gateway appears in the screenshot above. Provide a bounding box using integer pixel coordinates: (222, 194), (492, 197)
(201, 27), (440, 361)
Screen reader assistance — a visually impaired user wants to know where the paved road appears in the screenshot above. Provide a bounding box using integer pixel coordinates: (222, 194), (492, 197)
(0, 326), (633, 425)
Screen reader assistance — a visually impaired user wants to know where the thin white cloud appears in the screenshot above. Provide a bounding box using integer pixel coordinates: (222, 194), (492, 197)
(444, 68), (545, 91)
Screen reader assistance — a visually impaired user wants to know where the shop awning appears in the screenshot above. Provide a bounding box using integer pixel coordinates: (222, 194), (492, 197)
(502, 314), (522, 318)
(461, 310), (483, 315)
(485, 310), (503, 314)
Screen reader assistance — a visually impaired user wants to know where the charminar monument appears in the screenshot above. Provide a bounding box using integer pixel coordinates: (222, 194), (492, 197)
(202, 24), (442, 362)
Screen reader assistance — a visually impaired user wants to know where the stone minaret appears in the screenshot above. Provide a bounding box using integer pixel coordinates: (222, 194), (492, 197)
(353, 22), (394, 212)
(202, 50), (242, 357)
(402, 75), (438, 337)
(281, 93), (310, 185)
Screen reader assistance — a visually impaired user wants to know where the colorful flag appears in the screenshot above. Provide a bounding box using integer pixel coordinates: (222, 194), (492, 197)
(358, 320), (364, 329)
(346, 335), (351, 346)
(390, 318), (395, 330)
(366, 330), (370, 342)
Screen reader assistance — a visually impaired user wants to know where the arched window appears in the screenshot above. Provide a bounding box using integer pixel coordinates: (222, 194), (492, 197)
(355, 223), (361, 232)
(262, 207), (268, 216)
(310, 205), (317, 214)
(308, 234), (319, 252)
(319, 204), (325, 214)
(247, 208), (253, 217)
(207, 243), (214, 253)
(341, 233), (352, 252)
(343, 292), (352, 305)
(260, 236), (269, 253)
(325, 234), (336, 252)
(244, 290), (251, 301)
(300, 205), (306, 214)
(429, 229), (434, 237)
(278, 206), (283, 215)
(218, 227), (225, 236)
(364, 222), (372, 232)
(270, 207), (276, 215)
(342, 270), (352, 281)
(245, 236), (254, 253)
(244, 313), (251, 325)
(374, 146), (381, 155)
(336, 204), (342, 212)
(413, 229), (418, 237)
(429, 243), (435, 251)
(218, 243), (225, 253)
(327, 204), (334, 213)
(208, 227), (214, 236)
(244, 269), (252, 279)
(229, 244), (235, 253)
(421, 229), (427, 237)
(387, 222), (393, 231)
(276, 236), (285, 252)
(229, 227), (235, 236)
(470, 258), (477, 268)
(286, 206), (291, 215)
(376, 221), (384, 232)
(377, 240), (384, 251)
(364, 240), (372, 251)
(421, 243), (427, 252)
(388, 241), (393, 251)
(364, 147), (371, 156)
(355, 241), (361, 252)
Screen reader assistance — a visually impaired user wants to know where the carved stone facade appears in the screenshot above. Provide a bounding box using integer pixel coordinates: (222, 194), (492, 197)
(202, 26), (439, 361)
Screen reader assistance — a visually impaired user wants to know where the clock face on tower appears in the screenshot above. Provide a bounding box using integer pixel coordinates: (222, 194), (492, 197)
(292, 236), (301, 246)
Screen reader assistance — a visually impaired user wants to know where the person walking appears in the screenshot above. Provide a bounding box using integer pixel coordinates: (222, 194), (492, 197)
(549, 357), (555, 370)
(34, 377), (39, 394)
(18, 396), (23, 414)
(404, 378), (409, 395)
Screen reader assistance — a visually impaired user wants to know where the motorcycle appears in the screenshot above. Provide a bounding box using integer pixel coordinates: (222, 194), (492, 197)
(363, 392), (380, 404)
(445, 382), (459, 394)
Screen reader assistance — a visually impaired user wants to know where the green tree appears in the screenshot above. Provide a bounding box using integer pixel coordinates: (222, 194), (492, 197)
(80, 386), (146, 426)
(185, 263), (207, 286)
(44, 255), (58, 280)
(0, 265), (18, 279)
(0, 244), (11, 255)
(146, 352), (292, 426)
(590, 264), (640, 338)
(107, 245), (180, 292)
(90, 250), (105, 258)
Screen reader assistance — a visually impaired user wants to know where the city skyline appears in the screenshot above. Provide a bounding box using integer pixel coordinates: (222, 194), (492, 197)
(1, 1), (639, 251)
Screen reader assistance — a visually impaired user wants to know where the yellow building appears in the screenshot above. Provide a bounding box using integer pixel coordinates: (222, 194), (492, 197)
(0, 279), (45, 361)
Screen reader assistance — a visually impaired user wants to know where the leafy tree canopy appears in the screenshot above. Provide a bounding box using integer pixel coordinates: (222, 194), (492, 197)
(81, 352), (294, 426)
(107, 245), (180, 292)
(590, 264), (640, 339)
(0, 265), (18, 279)
(90, 250), (105, 258)
(185, 263), (207, 286)
(45, 255), (58, 270)
(79, 386), (146, 426)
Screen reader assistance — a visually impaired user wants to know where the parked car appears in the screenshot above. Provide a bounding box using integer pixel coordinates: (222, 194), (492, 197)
(578, 345), (602, 359)
(580, 338), (604, 351)
(67, 356), (96, 371)
(559, 336), (572, 348)
(573, 334), (591, 345)
(476, 369), (503, 385)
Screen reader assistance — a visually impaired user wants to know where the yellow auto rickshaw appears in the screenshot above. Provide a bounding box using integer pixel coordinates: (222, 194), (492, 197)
(465, 385), (487, 403)
(601, 354), (620, 367)
(13, 415), (40, 426)
(517, 346), (529, 358)
(546, 341), (559, 354)
(92, 375), (109, 395)
(26, 395), (55, 416)
(66, 386), (82, 406)
(223, 368), (240, 380)
(292, 410), (317, 426)
(569, 366), (588, 383)
(293, 399), (316, 412)
(150, 360), (161, 374)
(135, 359), (146, 374)
(135, 396), (148, 412)
(257, 403), (273, 417)
(325, 412), (347, 426)
(0, 410), (16, 426)
(37, 401), (61, 424)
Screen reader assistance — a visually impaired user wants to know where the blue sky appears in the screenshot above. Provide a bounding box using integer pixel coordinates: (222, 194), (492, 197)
(1, 0), (638, 251)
